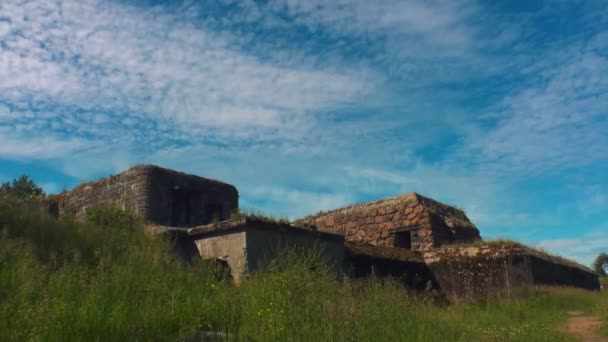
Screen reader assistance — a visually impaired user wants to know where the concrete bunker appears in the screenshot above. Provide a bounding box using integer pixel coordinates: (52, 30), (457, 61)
(53, 165), (600, 299)
(345, 242), (439, 291)
(184, 217), (345, 283)
(57, 165), (238, 227)
(294, 192), (481, 251)
(422, 242), (601, 301)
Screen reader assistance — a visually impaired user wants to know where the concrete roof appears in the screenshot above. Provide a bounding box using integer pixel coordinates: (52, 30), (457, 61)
(183, 216), (344, 239)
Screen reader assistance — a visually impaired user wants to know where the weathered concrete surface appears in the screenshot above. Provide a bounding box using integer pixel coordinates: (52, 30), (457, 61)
(294, 192), (481, 251)
(187, 217), (345, 282)
(57, 165), (238, 227)
(422, 243), (600, 301)
(195, 231), (248, 283)
(345, 243), (439, 291)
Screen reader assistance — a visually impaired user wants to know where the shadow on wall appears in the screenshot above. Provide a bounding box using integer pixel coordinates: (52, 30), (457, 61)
(345, 251), (440, 292)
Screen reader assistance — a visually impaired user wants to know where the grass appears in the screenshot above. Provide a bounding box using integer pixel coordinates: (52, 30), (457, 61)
(1, 200), (607, 341)
(229, 208), (290, 225)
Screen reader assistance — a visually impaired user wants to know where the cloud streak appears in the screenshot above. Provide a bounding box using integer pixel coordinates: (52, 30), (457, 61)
(0, 0), (379, 160)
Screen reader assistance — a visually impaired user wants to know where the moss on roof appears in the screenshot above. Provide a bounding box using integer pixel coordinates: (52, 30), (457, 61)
(185, 216), (343, 239)
(429, 240), (594, 273)
(63, 164), (236, 195)
(296, 192), (477, 231)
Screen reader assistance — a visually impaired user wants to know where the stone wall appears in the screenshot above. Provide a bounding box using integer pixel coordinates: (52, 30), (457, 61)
(57, 165), (239, 227)
(57, 166), (149, 219)
(143, 166), (238, 226)
(422, 243), (600, 302)
(294, 192), (480, 251)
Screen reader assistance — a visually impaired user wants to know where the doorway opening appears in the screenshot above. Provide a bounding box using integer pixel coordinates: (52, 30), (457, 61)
(171, 188), (190, 226)
(394, 231), (413, 250)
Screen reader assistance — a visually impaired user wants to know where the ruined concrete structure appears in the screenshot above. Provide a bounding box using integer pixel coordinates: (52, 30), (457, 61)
(182, 217), (344, 283)
(55, 165), (600, 299)
(57, 165), (238, 227)
(294, 192), (481, 251)
(422, 243), (600, 301)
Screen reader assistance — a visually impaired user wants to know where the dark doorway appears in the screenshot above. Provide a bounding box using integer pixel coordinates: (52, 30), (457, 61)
(171, 188), (190, 226)
(394, 231), (413, 250)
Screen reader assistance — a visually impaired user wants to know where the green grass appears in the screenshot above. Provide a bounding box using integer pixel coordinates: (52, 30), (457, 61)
(1, 201), (607, 341)
(229, 208), (290, 224)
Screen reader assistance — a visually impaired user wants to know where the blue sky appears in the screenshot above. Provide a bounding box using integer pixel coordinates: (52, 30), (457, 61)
(1, 0), (607, 266)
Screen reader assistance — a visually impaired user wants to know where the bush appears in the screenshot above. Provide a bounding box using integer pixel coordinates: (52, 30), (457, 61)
(85, 204), (142, 231)
(593, 253), (608, 276)
(0, 175), (45, 200)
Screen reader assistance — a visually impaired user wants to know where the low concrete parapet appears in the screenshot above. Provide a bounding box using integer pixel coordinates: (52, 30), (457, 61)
(422, 242), (600, 301)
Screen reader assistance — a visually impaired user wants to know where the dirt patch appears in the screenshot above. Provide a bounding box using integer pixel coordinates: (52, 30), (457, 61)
(560, 311), (607, 342)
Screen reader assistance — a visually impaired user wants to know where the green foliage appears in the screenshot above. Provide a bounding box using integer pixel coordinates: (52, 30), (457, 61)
(593, 253), (608, 276)
(1, 200), (607, 341)
(229, 208), (290, 224)
(0, 174), (45, 200)
(449, 204), (467, 216)
(85, 204), (141, 231)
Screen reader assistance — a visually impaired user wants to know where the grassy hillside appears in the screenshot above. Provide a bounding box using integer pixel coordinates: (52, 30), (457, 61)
(0, 201), (607, 341)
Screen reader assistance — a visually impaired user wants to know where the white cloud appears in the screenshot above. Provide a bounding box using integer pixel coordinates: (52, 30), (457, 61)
(241, 186), (355, 219)
(0, 103), (13, 119)
(0, 129), (96, 160)
(537, 229), (608, 267)
(256, 0), (479, 54)
(461, 35), (608, 176)
(0, 0), (377, 144)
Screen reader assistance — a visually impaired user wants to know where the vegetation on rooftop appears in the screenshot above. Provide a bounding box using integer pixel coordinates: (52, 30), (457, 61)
(229, 208), (290, 225)
(438, 239), (590, 266)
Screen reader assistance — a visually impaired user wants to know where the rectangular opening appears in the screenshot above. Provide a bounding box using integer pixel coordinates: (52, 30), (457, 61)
(394, 231), (412, 250)
(171, 188), (190, 226)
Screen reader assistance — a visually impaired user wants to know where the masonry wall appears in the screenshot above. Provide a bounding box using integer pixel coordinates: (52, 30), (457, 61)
(57, 165), (239, 227)
(422, 244), (600, 302)
(294, 193), (480, 251)
(57, 167), (150, 219)
(245, 223), (345, 277)
(144, 166), (238, 227)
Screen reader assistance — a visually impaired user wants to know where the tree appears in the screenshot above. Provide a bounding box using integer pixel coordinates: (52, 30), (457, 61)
(0, 175), (45, 200)
(593, 253), (608, 277)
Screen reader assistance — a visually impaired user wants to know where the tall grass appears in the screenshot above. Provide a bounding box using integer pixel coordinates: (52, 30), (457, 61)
(1, 200), (606, 341)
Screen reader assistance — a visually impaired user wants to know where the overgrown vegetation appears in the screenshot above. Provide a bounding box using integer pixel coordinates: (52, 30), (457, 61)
(1, 199), (607, 341)
(0, 174), (45, 200)
(229, 208), (290, 224)
(594, 253), (608, 276)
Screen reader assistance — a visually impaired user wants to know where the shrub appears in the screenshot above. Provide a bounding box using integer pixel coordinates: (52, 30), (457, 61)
(85, 204), (142, 231)
(0, 174), (45, 200)
(593, 253), (608, 276)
